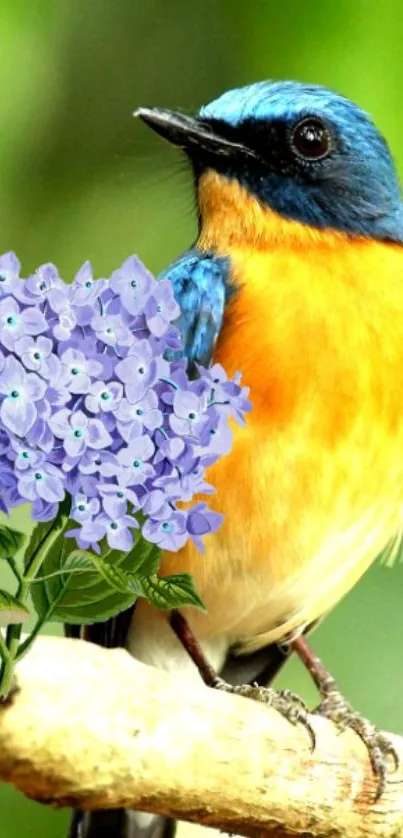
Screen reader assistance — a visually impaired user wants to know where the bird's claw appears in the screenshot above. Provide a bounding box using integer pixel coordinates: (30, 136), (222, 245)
(314, 687), (399, 800)
(213, 677), (315, 749)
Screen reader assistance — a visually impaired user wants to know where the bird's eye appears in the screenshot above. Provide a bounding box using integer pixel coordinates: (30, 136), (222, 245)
(290, 117), (331, 161)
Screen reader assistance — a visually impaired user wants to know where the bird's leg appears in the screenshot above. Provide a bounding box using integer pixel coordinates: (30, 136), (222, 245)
(291, 635), (398, 799)
(169, 609), (222, 688)
(169, 609), (315, 746)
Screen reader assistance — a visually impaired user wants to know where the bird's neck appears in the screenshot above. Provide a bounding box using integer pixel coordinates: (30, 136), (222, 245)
(197, 170), (358, 251)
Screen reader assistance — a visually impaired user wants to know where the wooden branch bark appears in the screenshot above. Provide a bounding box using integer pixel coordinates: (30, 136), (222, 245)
(0, 636), (402, 838)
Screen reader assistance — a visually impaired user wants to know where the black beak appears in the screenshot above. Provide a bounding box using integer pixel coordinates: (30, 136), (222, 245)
(134, 106), (257, 160)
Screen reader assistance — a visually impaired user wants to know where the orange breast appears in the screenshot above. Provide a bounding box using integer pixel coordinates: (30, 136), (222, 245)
(159, 172), (403, 648)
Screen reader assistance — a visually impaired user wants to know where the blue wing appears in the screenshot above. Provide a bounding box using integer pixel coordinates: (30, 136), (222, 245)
(158, 249), (231, 368)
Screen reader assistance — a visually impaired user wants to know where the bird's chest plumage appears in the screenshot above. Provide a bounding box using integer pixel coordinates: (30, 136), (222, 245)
(161, 176), (403, 649)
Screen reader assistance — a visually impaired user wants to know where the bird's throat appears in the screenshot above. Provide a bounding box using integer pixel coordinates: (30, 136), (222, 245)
(197, 170), (355, 251)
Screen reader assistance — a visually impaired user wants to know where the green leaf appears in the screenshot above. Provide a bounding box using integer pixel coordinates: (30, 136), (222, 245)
(140, 574), (206, 611)
(30, 528), (162, 625)
(23, 496), (70, 569)
(70, 551), (141, 595)
(24, 519), (55, 565)
(0, 525), (25, 559)
(64, 552), (94, 573)
(126, 539), (160, 578)
(0, 590), (30, 624)
(136, 548), (160, 577)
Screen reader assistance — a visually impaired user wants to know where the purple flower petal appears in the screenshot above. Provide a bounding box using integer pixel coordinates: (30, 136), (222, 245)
(0, 356), (25, 392)
(37, 472), (65, 503)
(1, 398), (37, 436)
(26, 373), (47, 402)
(64, 434), (87, 457)
(48, 408), (71, 438)
(31, 499), (59, 522)
(21, 307), (47, 335)
(87, 419), (113, 450)
(71, 411), (89, 432)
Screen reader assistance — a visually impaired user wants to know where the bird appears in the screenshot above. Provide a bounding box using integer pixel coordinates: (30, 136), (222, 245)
(68, 79), (403, 837)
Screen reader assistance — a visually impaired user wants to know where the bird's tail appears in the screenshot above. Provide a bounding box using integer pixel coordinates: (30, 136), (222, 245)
(68, 809), (127, 837)
(65, 615), (165, 838)
(68, 809), (176, 838)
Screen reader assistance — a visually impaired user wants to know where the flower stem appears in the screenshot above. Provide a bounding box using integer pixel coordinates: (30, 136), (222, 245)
(0, 653), (15, 699)
(16, 588), (64, 661)
(0, 631), (10, 664)
(0, 512), (68, 698)
(15, 618), (47, 660)
(5, 556), (23, 583)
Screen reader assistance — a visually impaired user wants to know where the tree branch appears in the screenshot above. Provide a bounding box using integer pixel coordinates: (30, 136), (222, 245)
(0, 636), (402, 837)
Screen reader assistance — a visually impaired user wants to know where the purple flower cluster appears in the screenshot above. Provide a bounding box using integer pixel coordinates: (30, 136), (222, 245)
(0, 253), (251, 552)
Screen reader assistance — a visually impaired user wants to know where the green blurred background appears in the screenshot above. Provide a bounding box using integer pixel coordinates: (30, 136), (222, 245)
(0, 0), (403, 834)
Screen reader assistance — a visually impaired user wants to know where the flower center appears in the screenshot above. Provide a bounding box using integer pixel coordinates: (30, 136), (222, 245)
(130, 279), (137, 288)
(110, 522), (118, 530)
(34, 472), (43, 481)
(0, 274), (6, 282)
(33, 351), (41, 361)
(20, 451), (29, 460)
(85, 281), (92, 288)
(161, 522), (171, 532)
(132, 459), (142, 468)
(100, 391), (111, 401)
(6, 315), (17, 326)
(9, 390), (19, 399)
(39, 282), (46, 291)
(106, 327), (113, 334)
(157, 305), (163, 314)
(77, 504), (86, 512)
(188, 412), (197, 420)
(138, 366), (145, 375)
(71, 367), (81, 376)
(135, 408), (143, 416)
(117, 491), (124, 498)
(73, 429), (84, 438)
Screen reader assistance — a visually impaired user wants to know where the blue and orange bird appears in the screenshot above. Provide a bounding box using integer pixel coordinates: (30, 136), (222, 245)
(70, 81), (403, 838)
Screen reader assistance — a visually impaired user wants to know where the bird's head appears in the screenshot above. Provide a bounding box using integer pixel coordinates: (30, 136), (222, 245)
(136, 80), (403, 244)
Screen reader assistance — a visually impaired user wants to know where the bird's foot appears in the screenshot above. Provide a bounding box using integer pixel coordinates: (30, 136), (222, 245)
(291, 635), (399, 799)
(213, 676), (315, 748)
(315, 682), (398, 799)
